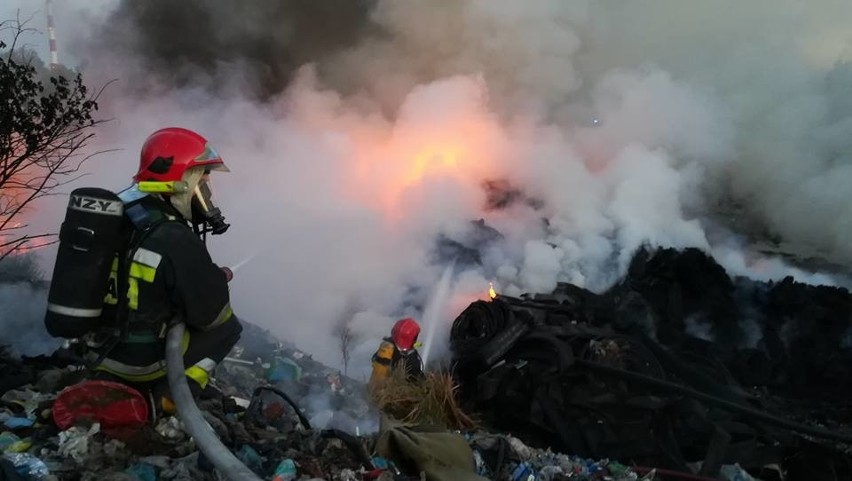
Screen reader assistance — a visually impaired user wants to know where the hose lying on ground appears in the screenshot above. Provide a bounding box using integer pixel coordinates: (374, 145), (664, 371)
(248, 386), (313, 430)
(165, 321), (264, 481)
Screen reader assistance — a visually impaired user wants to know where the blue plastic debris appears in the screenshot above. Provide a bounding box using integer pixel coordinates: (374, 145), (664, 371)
(3, 418), (33, 430)
(272, 458), (297, 481)
(2, 452), (49, 480)
(265, 357), (302, 382)
(125, 462), (157, 481)
(511, 461), (535, 481)
(371, 456), (389, 470)
(235, 445), (264, 473)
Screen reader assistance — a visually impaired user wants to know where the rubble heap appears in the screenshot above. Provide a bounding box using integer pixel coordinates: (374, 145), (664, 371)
(0, 322), (653, 481)
(451, 247), (852, 480)
(1, 246), (849, 480)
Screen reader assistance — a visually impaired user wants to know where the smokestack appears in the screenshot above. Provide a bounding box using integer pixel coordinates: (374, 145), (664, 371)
(46, 0), (58, 70)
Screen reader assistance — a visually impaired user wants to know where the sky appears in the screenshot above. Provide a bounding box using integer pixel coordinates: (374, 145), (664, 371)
(1, 0), (116, 66)
(3, 0), (852, 377)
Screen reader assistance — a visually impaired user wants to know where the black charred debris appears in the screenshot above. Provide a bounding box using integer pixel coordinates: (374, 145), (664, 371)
(1, 247), (851, 480)
(451, 247), (852, 481)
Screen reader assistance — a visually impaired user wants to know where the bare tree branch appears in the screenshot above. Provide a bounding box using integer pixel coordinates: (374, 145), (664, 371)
(335, 315), (357, 376)
(0, 20), (111, 260)
(3, 10), (40, 60)
(0, 234), (56, 263)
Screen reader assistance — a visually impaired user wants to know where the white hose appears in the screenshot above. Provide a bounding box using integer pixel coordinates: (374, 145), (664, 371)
(165, 322), (263, 481)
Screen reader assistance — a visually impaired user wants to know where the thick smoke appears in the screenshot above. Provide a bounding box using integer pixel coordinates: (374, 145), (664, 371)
(0, 255), (61, 356)
(4, 0), (852, 377)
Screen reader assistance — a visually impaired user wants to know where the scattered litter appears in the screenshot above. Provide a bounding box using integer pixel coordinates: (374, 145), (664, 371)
(3, 417), (34, 430)
(2, 452), (50, 480)
(125, 462), (157, 481)
(4, 439), (32, 454)
(719, 463), (757, 481)
(58, 423), (101, 464)
(154, 417), (185, 441)
(1, 249), (851, 481)
(271, 458), (297, 481)
(0, 432), (21, 451)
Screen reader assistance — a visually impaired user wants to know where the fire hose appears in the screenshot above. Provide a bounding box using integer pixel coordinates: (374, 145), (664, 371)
(165, 321), (264, 481)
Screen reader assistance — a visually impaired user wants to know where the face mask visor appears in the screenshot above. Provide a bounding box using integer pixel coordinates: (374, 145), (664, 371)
(192, 172), (230, 235)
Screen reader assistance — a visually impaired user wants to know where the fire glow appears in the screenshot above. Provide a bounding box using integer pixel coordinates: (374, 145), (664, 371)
(337, 78), (507, 224)
(353, 137), (496, 222)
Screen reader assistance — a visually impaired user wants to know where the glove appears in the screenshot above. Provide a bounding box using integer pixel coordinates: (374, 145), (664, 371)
(221, 266), (234, 282)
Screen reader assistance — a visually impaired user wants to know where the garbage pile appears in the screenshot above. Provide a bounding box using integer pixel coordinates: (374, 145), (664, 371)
(0, 321), (387, 481)
(451, 247), (852, 480)
(0, 321), (652, 481)
(2, 246), (851, 480)
(214, 322), (377, 435)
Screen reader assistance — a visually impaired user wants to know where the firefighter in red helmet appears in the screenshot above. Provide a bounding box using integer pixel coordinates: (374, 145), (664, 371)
(370, 317), (425, 384)
(86, 127), (243, 414)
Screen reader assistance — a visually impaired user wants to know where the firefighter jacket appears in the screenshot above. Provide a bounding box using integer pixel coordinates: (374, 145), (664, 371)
(369, 337), (424, 384)
(87, 193), (238, 385)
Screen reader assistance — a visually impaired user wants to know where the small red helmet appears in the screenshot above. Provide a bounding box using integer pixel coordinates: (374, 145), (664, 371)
(391, 317), (420, 351)
(134, 127), (229, 183)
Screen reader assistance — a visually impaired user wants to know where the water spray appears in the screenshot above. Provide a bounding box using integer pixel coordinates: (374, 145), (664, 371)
(419, 261), (456, 367)
(230, 254), (257, 274)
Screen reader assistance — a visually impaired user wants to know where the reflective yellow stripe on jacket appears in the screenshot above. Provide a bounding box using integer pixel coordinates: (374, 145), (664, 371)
(104, 248), (162, 310)
(90, 328), (191, 382)
(185, 358), (217, 389)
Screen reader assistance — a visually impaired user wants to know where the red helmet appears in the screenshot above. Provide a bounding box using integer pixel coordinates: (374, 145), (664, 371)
(391, 317), (420, 351)
(135, 127), (229, 183)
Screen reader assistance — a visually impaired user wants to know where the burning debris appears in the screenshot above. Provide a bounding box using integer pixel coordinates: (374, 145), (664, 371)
(451, 247), (852, 480)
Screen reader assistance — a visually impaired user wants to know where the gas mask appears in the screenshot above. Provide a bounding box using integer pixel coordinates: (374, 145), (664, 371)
(191, 172), (230, 236)
(169, 167), (230, 238)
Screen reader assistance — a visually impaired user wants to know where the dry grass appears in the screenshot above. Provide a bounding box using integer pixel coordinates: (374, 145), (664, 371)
(368, 368), (477, 430)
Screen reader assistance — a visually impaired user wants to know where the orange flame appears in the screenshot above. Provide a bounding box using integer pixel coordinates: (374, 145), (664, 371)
(341, 98), (506, 224)
(353, 139), (486, 222)
(405, 145), (462, 186)
(489, 282), (497, 299)
(0, 222), (37, 257)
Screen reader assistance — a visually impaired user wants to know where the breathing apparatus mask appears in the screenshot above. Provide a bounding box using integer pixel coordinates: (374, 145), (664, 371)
(190, 171), (230, 236)
(139, 166), (230, 239)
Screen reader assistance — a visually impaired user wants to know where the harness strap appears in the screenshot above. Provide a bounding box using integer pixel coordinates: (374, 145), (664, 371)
(86, 198), (178, 370)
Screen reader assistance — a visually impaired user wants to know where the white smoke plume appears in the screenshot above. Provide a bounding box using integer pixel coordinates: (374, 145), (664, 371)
(3, 0), (852, 378)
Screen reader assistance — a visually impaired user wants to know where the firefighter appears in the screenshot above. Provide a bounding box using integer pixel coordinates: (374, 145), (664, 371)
(85, 127), (243, 414)
(370, 317), (424, 384)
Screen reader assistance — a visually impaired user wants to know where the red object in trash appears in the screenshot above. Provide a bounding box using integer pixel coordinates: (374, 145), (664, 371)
(52, 380), (149, 435)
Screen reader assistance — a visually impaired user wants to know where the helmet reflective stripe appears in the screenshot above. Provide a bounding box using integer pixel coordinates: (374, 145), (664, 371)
(137, 181), (189, 194)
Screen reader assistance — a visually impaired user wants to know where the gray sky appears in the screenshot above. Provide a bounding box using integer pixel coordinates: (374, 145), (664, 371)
(1, 0), (117, 66)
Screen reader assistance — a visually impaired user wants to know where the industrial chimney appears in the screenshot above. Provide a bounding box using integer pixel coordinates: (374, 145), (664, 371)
(46, 0), (58, 70)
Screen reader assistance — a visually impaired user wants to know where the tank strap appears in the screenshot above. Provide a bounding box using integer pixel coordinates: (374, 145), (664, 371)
(87, 201), (175, 371)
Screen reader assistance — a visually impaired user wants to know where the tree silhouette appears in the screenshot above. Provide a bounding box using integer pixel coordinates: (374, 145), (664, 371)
(0, 15), (107, 261)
